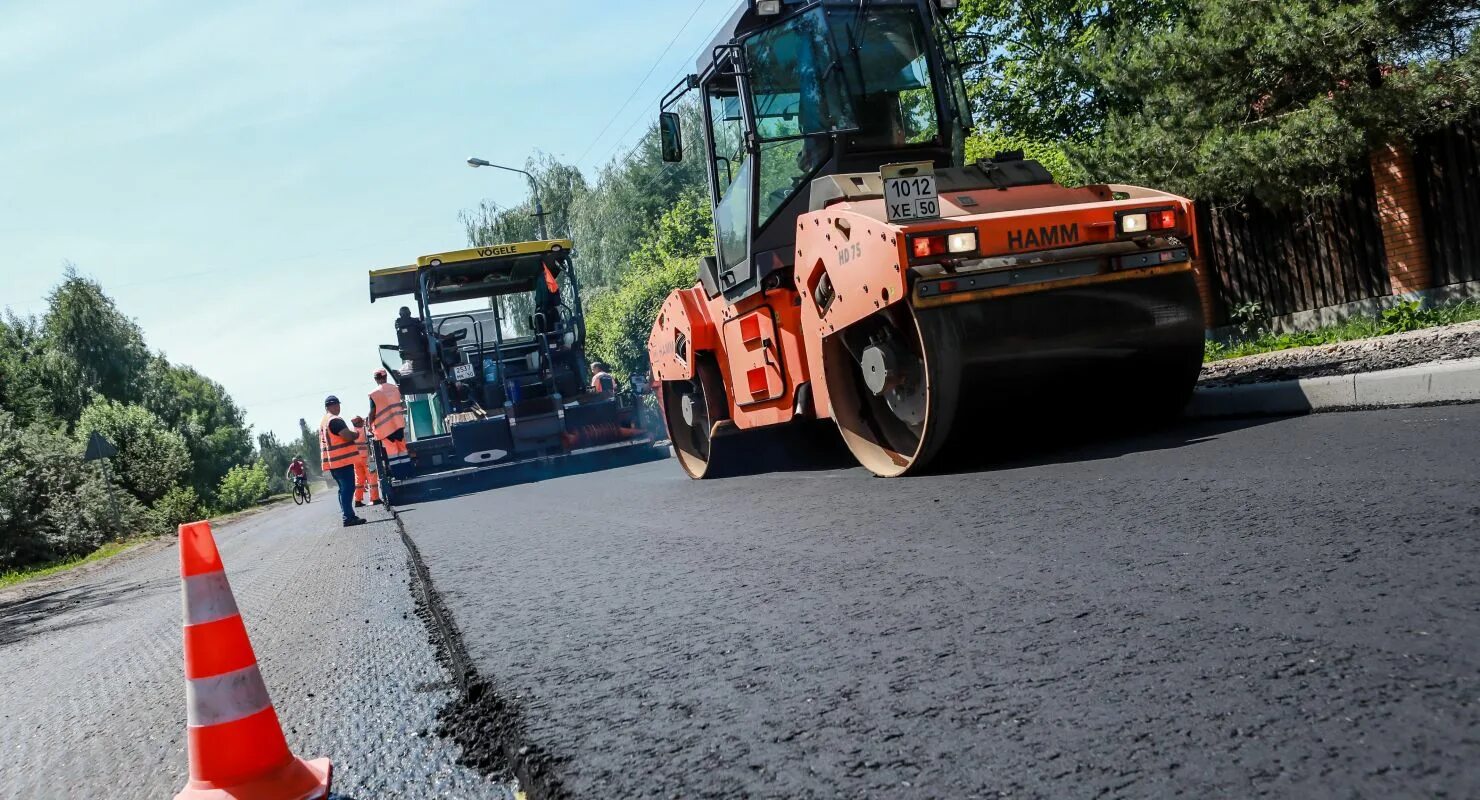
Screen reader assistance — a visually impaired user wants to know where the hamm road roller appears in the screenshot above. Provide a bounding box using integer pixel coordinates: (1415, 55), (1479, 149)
(647, 0), (1205, 478)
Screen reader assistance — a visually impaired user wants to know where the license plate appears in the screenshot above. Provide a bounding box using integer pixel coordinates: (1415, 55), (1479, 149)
(882, 161), (940, 223)
(452, 363), (475, 381)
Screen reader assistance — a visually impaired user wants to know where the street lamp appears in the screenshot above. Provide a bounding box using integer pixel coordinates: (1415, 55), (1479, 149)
(466, 157), (549, 240)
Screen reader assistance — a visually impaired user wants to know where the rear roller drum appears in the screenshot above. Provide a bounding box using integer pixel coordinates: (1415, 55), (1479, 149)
(1126, 344), (1205, 427)
(661, 357), (732, 479)
(824, 304), (963, 477)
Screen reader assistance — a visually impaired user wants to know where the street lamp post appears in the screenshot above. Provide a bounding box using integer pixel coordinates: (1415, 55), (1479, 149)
(466, 157), (549, 240)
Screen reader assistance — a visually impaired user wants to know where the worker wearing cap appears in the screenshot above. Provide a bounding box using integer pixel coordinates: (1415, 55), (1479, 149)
(368, 369), (408, 465)
(352, 418), (380, 508)
(590, 362), (616, 396)
(319, 395), (367, 527)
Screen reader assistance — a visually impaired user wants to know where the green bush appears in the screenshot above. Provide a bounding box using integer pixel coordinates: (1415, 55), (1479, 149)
(1204, 297), (1480, 363)
(964, 129), (1087, 186)
(0, 410), (142, 569)
(586, 259), (696, 384)
(215, 463), (269, 512)
(584, 190), (714, 383)
(75, 399), (191, 505)
(1379, 299), (1435, 334)
(150, 486), (202, 533)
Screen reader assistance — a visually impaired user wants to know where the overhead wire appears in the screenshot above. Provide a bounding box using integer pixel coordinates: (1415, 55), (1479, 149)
(570, 0), (723, 171)
(576, 1), (741, 214)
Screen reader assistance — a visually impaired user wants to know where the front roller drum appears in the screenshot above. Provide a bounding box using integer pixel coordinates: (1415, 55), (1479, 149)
(823, 303), (963, 477)
(661, 357), (733, 479)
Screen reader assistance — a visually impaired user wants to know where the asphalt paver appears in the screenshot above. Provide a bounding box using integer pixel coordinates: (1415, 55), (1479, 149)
(0, 494), (512, 799)
(400, 405), (1480, 799)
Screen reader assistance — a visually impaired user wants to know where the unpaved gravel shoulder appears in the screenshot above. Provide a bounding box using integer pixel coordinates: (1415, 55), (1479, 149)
(1199, 320), (1480, 387)
(0, 498), (294, 605)
(0, 538), (173, 606)
(0, 496), (511, 799)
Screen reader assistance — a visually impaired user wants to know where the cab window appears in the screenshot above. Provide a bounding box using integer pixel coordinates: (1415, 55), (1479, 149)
(706, 78), (747, 201)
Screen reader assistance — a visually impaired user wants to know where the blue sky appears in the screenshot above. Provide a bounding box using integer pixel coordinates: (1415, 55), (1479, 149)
(0, 0), (732, 442)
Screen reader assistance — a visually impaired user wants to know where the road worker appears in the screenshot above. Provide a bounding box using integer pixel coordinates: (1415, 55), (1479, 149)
(352, 420), (380, 507)
(395, 306), (429, 372)
(368, 369), (409, 467)
(319, 395), (367, 527)
(590, 362), (616, 396)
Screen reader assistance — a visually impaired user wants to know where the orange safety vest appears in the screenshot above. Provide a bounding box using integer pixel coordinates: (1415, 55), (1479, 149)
(319, 413), (358, 471)
(369, 383), (406, 439)
(356, 430), (376, 472)
(591, 371), (615, 394)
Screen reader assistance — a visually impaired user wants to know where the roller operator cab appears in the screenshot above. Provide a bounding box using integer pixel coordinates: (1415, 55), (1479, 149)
(368, 240), (662, 502)
(647, 0), (1206, 478)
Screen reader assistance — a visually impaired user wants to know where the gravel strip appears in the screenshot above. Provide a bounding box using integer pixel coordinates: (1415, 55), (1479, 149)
(1199, 320), (1480, 387)
(0, 498), (512, 799)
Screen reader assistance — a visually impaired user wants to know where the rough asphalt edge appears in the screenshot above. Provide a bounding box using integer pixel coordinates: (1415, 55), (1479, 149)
(1188, 356), (1480, 418)
(390, 504), (569, 800)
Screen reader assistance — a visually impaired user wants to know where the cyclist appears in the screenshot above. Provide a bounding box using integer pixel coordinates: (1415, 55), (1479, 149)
(286, 456), (308, 493)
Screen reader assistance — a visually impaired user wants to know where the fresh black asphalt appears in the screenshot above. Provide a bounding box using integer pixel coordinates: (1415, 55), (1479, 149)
(400, 405), (1480, 799)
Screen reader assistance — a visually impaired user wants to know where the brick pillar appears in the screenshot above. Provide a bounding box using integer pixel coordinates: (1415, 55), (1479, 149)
(1370, 142), (1433, 295)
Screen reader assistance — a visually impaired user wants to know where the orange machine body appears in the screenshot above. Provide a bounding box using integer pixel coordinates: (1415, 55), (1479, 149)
(649, 180), (1199, 434)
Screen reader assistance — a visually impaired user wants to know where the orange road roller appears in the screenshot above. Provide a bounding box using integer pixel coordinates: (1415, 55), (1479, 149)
(647, 0), (1205, 478)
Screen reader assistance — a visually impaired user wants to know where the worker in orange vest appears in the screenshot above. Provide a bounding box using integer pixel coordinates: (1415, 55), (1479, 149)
(590, 362), (616, 396)
(319, 395), (367, 527)
(351, 419), (380, 507)
(368, 369), (409, 470)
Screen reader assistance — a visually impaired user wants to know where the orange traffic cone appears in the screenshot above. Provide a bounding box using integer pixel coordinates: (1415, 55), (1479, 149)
(175, 521), (332, 800)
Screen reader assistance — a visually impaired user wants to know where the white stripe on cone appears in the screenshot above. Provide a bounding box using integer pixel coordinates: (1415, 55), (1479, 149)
(182, 572), (240, 626)
(186, 664), (273, 727)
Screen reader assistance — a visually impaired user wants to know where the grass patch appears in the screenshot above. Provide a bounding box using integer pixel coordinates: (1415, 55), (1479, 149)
(1206, 299), (1480, 363)
(0, 494), (298, 592)
(0, 539), (142, 591)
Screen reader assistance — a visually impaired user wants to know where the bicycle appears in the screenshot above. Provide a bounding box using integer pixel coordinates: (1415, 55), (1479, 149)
(292, 476), (312, 505)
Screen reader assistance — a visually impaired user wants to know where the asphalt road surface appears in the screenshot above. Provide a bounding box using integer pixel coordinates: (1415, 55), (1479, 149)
(400, 405), (1480, 799)
(0, 493), (511, 799)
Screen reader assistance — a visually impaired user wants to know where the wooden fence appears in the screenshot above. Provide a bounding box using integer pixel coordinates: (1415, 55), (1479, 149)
(1196, 166), (1391, 324)
(1189, 111), (1480, 328)
(1414, 115), (1480, 287)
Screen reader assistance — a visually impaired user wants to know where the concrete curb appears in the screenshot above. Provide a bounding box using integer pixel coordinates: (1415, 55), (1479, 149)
(1188, 357), (1480, 418)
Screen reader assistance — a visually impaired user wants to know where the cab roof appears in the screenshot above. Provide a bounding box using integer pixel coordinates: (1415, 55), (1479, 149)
(368, 238), (573, 303)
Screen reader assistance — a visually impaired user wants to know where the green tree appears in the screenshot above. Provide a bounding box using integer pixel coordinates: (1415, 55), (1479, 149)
(216, 463), (270, 512)
(256, 431), (309, 495)
(950, 0), (1188, 145)
(568, 104), (710, 290)
(140, 356), (254, 498)
(297, 418), (321, 469)
(39, 266), (151, 422)
(461, 154), (590, 245)
(585, 190), (715, 381)
(1079, 0), (1480, 202)
(0, 312), (53, 427)
(75, 399), (191, 505)
(964, 129), (1087, 185)
(151, 486), (203, 532)
(0, 410), (142, 568)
